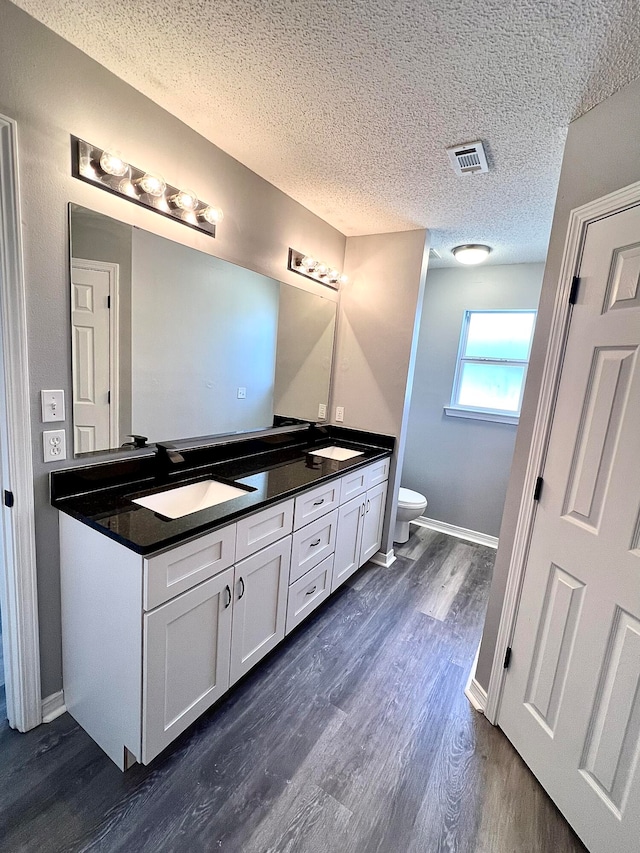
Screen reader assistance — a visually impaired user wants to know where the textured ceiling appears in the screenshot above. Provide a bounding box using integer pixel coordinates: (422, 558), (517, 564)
(11, 0), (640, 265)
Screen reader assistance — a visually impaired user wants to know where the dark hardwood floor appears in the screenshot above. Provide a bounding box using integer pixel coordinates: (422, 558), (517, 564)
(0, 527), (586, 852)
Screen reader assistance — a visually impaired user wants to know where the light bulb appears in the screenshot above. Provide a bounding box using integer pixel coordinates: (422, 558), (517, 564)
(338, 274), (348, 285)
(135, 172), (166, 197)
(169, 188), (199, 211)
(328, 269), (340, 282)
(301, 256), (316, 272)
(316, 263), (328, 277)
(99, 151), (129, 177)
(198, 205), (224, 225)
(452, 244), (491, 265)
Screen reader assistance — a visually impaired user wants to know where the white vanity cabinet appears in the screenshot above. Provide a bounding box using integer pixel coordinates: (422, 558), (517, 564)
(230, 536), (291, 685)
(58, 455), (390, 770)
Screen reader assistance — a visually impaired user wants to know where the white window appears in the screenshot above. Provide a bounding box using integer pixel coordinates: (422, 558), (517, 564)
(445, 310), (537, 424)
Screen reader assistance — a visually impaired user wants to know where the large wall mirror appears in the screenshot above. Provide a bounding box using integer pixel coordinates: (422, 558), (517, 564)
(69, 205), (337, 456)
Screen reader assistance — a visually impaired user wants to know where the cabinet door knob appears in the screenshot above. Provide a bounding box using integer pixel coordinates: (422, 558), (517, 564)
(305, 585), (318, 596)
(310, 538), (321, 547)
(224, 585), (231, 608)
(238, 577), (245, 599)
(313, 498), (325, 506)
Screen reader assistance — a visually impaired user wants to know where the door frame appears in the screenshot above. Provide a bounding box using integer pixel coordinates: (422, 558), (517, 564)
(485, 178), (640, 725)
(71, 257), (120, 449)
(0, 115), (41, 731)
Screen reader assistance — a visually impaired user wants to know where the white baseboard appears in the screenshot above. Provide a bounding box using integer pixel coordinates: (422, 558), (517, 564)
(370, 548), (396, 568)
(415, 516), (498, 549)
(42, 689), (66, 723)
(464, 676), (488, 713)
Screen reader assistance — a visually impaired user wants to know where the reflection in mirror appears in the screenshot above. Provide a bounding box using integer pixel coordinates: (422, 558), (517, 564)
(69, 205), (337, 456)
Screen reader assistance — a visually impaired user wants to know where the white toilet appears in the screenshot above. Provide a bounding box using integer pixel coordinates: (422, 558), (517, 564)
(394, 487), (428, 543)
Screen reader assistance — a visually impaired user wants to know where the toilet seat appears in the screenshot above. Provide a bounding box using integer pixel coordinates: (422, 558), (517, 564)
(397, 487), (427, 508)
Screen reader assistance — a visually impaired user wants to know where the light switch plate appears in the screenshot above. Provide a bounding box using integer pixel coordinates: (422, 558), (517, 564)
(318, 403), (327, 419)
(41, 389), (65, 422)
(43, 429), (67, 462)
(335, 406), (344, 423)
(237, 387), (247, 399)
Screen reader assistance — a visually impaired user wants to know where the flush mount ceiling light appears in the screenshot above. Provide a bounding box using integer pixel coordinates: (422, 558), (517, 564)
(452, 244), (492, 265)
(72, 137), (223, 238)
(288, 248), (347, 289)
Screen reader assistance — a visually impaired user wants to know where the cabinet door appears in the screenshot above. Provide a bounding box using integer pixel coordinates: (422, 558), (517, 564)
(142, 567), (234, 764)
(230, 536), (291, 686)
(332, 495), (365, 592)
(360, 482), (387, 566)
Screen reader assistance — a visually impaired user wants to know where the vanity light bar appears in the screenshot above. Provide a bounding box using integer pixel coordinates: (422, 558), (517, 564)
(71, 137), (224, 238)
(288, 248), (347, 290)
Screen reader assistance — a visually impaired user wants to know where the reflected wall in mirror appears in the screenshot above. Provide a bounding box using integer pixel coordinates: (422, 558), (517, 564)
(69, 205), (337, 455)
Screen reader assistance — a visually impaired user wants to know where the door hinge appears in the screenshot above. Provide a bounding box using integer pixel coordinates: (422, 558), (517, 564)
(569, 276), (581, 305)
(107, 294), (111, 309)
(503, 646), (512, 669)
(533, 476), (544, 501)
(4, 489), (14, 508)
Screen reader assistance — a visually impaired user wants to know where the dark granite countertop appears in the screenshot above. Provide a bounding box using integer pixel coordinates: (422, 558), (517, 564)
(52, 425), (394, 555)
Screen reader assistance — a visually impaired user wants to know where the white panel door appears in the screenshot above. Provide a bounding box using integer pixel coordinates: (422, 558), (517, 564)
(71, 259), (117, 452)
(359, 482), (387, 565)
(142, 567), (234, 764)
(230, 536), (290, 686)
(499, 204), (640, 853)
(332, 495), (365, 592)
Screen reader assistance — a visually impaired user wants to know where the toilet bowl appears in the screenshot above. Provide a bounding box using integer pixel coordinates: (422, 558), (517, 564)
(394, 487), (428, 543)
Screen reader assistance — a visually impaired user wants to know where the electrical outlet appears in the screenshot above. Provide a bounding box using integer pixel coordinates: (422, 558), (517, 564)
(318, 403), (327, 419)
(237, 387), (247, 399)
(335, 406), (344, 423)
(41, 389), (65, 422)
(43, 429), (67, 462)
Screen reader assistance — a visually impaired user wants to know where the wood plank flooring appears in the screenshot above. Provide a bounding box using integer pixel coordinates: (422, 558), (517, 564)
(0, 527), (587, 852)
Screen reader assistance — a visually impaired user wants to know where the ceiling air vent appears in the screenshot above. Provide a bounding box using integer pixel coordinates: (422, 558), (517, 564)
(446, 141), (489, 176)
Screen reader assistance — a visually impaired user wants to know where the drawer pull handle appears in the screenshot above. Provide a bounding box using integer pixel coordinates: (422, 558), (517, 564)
(313, 499), (325, 506)
(367, 500), (370, 512)
(224, 585), (231, 608)
(238, 577), (245, 599)
(310, 538), (321, 547)
(306, 585), (318, 596)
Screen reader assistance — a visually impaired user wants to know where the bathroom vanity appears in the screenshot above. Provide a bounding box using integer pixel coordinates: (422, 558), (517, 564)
(52, 425), (393, 769)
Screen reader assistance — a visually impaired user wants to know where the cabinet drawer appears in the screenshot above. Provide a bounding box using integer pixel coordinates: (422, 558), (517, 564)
(144, 524), (236, 610)
(286, 554), (333, 635)
(293, 480), (341, 530)
(290, 509), (338, 584)
(340, 467), (368, 503)
(235, 499), (294, 561)
(365, 457), (390, 488)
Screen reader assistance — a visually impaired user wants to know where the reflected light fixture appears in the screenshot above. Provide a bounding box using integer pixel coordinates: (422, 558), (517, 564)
(288, 248), (347, 289)
(72, 136), (223, 238)
(452, 244), (491, 265)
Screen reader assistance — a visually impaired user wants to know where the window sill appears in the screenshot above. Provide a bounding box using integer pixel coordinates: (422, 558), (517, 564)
(443, 406), (519, 425)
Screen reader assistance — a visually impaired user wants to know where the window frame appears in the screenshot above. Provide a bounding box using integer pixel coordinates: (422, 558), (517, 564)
(445, 309), (537, 425)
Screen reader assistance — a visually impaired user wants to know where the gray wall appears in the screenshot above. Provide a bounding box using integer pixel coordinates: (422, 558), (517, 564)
(402, 263), (543, 538)
(475, 75), (640, 691)
(69, 208), (133, 445)
(334, 229), (430, 555)
(131, 228), (279, 441)
(0, 0), (346, 697)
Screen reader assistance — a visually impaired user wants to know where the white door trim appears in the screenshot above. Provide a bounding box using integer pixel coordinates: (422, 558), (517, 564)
(0, 115), (41, 731)
(485, 178), (640, 726)
(71, 257), (120, 448)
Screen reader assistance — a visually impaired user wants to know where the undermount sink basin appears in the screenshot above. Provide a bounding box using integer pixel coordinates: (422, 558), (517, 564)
(133, 479), (250, 519)
(309, 445), (364, 461)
